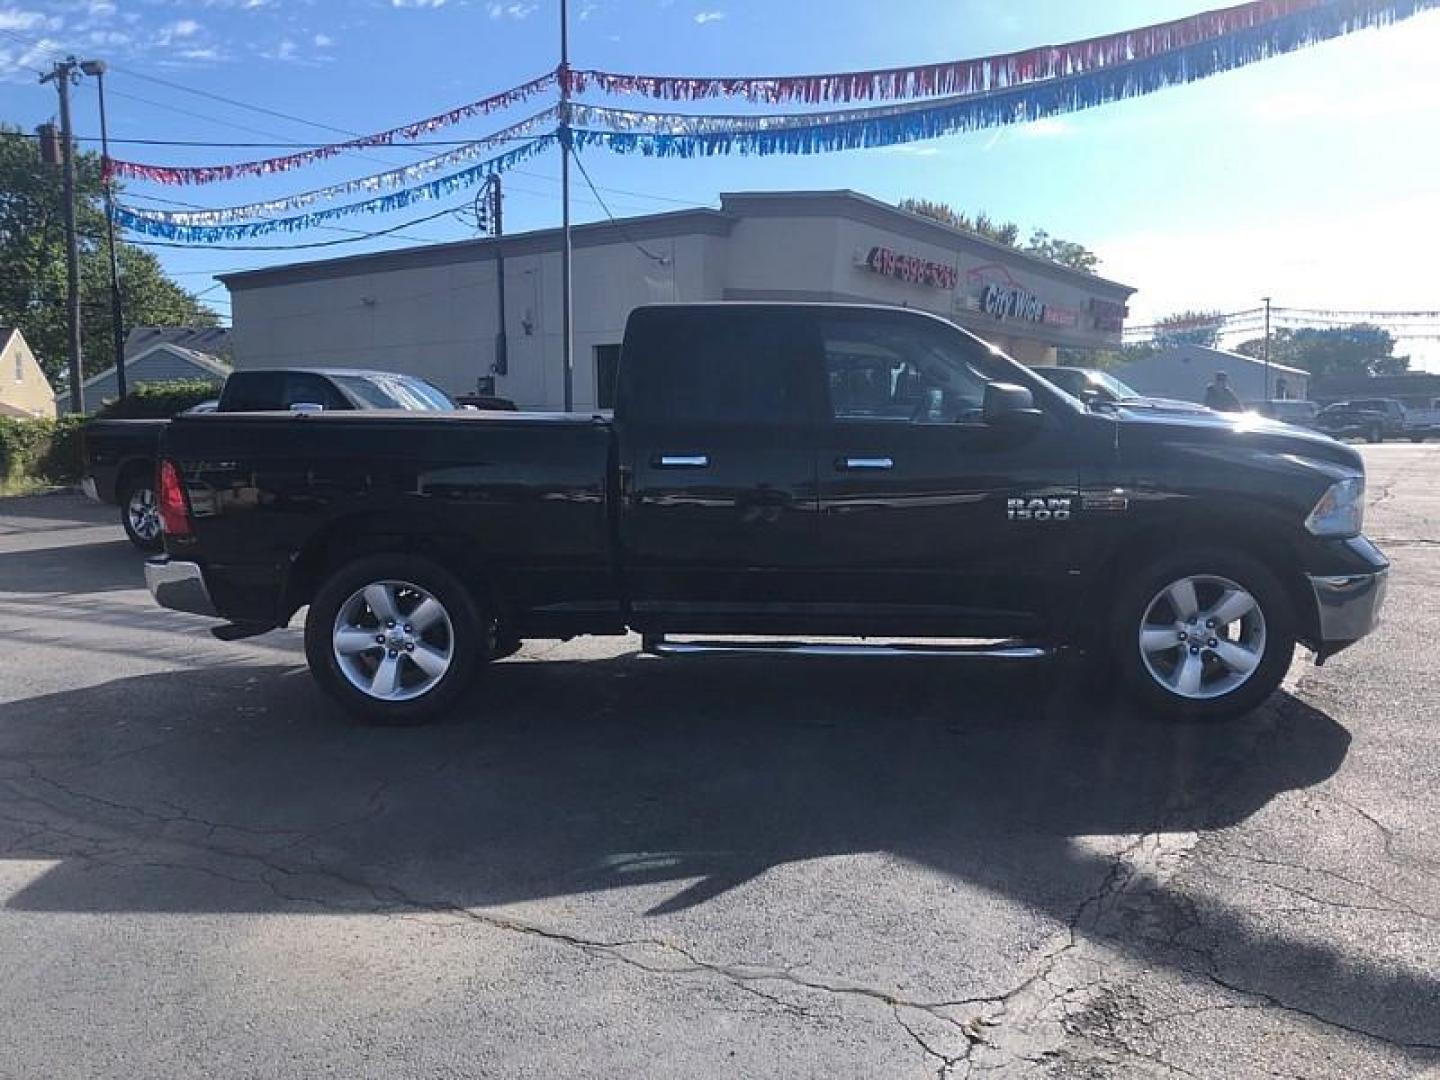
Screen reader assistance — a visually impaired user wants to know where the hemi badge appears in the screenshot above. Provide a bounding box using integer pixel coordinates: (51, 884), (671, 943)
(1082, 489), (1129, 512)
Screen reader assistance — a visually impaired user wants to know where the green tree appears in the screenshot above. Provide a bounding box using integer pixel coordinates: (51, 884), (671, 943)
(1152, 310), (1224, 349)
(1021, 229), (1099, 274)
(0, 126), (218, 386)
(898, 197), (1021, 246)
(1234, 324), (1409, 379)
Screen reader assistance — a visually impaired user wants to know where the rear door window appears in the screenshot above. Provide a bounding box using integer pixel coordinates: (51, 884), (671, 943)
(620, 308), (818, 426)
(219, 372), (284, 412)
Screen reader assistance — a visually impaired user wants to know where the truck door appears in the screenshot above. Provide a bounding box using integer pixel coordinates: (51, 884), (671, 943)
(616, 306), (822, 630)
(811, 308), (1079, 637)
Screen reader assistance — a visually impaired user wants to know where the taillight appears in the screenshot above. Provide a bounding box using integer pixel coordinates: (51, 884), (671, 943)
(156, 459), (192, 537)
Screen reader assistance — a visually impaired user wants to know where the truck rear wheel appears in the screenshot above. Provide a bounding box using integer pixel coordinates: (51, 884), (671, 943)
(119, 475), (163, 553)
(1113, 549), (1295, 720)
(304, 554), (486, 724)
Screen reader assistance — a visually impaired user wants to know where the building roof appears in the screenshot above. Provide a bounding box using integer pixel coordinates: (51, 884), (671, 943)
(54, 342), (231, 412)
(1153, 343), (1309, 378)
(219, 188), (1135, 297)
(125, 326), (232, 360)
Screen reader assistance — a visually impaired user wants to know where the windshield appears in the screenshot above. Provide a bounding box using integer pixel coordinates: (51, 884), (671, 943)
(1087, 370), (1141, 400)
(332, 374), (454, 410)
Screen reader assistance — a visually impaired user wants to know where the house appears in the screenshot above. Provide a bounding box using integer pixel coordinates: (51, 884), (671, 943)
(54, 342), (230, 414)
(125, 326), (232, 363)
(1119, 344), (1310, 405)
(0, 328), (57, 419)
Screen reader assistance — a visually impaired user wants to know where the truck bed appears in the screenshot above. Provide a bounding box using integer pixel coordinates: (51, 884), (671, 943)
(161, 409), (619, 632)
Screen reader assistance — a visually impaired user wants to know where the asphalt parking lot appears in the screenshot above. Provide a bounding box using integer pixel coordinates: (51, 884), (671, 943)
(1, 445), (1437, 1079)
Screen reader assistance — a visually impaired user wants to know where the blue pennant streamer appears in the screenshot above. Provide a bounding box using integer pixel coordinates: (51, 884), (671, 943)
(116, 137), (554, 243)
(575, 0), (1439, 158)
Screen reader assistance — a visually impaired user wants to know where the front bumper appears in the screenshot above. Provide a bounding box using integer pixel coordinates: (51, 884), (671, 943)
(145, 557), (218, 618)
(1308, 568), (1387, 661)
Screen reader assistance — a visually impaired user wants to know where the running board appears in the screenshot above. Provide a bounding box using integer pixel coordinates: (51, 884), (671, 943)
(642, 636), (1053, 661)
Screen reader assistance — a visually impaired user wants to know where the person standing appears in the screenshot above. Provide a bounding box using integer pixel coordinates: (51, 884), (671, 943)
(1204, 371), (1243, 412)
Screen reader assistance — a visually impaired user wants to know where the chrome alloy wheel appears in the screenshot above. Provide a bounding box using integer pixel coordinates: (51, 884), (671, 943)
(127, 487), (161, 542)
(331, 580), (454, 702)
(1138, 574), (1267, 701)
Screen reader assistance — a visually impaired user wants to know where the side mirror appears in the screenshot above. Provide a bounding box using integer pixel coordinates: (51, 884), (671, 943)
(983, 382), (1044, 430)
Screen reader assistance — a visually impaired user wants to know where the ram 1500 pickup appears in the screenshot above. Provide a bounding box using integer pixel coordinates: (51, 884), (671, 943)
(145, 303), (1388, 723)
(82, 368), (457, 550)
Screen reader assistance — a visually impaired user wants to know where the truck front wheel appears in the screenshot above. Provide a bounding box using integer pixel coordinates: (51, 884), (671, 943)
(1113, 549), (1295, 720)
(304, 554), (487, 724)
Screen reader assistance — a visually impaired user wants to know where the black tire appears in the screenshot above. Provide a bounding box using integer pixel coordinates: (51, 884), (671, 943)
(118, 474), (163, 553)
(1112, 548), (1296, 721)
(1410, 435), (1425, 444)
(303, 553), (487, 725)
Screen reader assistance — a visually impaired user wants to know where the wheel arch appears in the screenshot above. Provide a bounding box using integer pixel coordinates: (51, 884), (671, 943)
(282, 513), (501, 629)
(1077, 514), (1320, 653)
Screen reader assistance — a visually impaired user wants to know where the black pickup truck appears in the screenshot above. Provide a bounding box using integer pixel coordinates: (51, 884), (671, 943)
(82, 368), (456, 550)
(145, 303), (1388, 723)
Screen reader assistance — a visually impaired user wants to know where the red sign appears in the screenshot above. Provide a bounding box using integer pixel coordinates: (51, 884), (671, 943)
(863, 246), (958, 290)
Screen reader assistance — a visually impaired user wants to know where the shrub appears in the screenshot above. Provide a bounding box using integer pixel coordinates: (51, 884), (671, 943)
(0, 415), (89, 485)
(94, 379), (220, 420)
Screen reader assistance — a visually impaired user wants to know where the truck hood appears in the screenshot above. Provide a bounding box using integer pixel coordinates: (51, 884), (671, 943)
(1108, 403), (1364, 473)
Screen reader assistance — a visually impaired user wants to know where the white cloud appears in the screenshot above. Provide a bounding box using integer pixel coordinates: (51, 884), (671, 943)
(166, 18), (200, 37)
(313, 32), (332, 47)
(262, 36), (297, 60)
(392, 0), (445, 7)
(0, 8), (61, 32)
(486, 1), (536, 17)
(693, 10), (724, 23)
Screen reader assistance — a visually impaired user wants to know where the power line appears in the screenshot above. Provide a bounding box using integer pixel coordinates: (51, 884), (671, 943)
(569, 147), (669, 266)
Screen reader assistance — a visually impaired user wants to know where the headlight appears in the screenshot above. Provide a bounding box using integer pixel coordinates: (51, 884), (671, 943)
(1305, 476), (1365, 537)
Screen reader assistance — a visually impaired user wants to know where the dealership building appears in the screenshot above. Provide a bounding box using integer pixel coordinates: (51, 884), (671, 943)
(221, 190), (1136, 411)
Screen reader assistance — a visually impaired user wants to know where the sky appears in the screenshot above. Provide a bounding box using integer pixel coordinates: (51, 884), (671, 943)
(2, 0), (1439, 370)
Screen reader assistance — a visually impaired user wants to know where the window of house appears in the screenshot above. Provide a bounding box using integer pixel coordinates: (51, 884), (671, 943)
(594, 344), (621, 411)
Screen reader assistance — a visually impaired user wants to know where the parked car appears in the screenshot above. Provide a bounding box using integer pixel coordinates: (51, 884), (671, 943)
(1401, 398), (1440, 442)
(1035, 366), (1210, 415)
(82, 368), (458, 551)
(144, 303), (1387, 724)
(1314, 398), (1407, 443)
(1246, 400), (1321, 428)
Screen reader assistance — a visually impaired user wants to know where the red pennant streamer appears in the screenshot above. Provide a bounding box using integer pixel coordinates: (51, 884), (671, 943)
(568, 0), (1326, 103)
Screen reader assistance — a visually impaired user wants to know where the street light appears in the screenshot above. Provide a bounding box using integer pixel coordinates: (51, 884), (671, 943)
(79, 58), (127, 400)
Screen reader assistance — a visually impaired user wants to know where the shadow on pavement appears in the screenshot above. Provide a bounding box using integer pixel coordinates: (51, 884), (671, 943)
(0, 537), (144, 594)
(3, 653), (1433, 1050)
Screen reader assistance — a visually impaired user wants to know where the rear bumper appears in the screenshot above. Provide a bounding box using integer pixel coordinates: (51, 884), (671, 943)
(145, 557), (218, 618)
(1309, 568), (1387, 662)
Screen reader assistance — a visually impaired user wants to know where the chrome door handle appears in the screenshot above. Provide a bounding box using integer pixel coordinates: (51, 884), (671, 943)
(842, 456), (894, 470)
(656, 454), (710, 468)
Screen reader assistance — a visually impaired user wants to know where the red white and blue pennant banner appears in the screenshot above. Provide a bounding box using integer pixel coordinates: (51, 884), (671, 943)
(112, 0), (1438, 243)
(115, 138), (553, 243)
(105, 72), (556, 185)
(570, 0), (1335, 102)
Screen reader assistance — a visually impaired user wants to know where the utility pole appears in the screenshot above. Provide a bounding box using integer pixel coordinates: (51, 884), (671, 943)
(558, 0), (574, 412)
(1262, 296), (1272, 401)
(39, 58), (85, 415)
(82, 59), (126, 400)
(490, 174), (508, 379)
